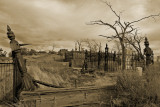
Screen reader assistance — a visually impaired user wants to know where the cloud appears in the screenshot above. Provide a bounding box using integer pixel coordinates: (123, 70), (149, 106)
(0, 0), (160, 55)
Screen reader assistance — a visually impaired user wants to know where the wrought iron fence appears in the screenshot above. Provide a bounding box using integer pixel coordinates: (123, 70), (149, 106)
(97, 51), (145, 72)
(84, 50), (145, 72)
(64, 49), (145, 72)
(0, 58), (14, 101)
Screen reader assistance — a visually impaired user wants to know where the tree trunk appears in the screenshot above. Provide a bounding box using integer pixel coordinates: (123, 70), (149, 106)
(79, 46), (81, 51)
(122, 45), (126, 70)
(120, 38), (126, 71)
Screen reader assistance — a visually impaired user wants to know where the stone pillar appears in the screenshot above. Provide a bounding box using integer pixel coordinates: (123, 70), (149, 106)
(144, 37), (154, 67)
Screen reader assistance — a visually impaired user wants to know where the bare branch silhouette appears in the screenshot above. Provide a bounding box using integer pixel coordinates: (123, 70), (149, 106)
(89, 1), (160, 70)
(130, 13), (160, 24)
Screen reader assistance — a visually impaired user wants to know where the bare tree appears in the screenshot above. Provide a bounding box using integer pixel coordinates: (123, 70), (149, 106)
(113, 40), (121, 52)
(125, 30), (145, 59)
(75, 40), (83, 51)
(83, 39), (101, 52)
(83, 39), (93, 52)
(3, 51), (7, 57)
(52, 43), (56, 51)
(90, 1), (160, 70)
(93, 40), (102, 52)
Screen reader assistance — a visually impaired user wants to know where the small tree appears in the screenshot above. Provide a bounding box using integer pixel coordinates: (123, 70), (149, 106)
(0, 48), (7, 57)
(83, 39), (101, 52)
(21, 48), (28, 55)
(93, 40), (102, 52)
(125, 30), (145, 59)
(29, 49), (37, 55)
(113, 40), (121, 53)
(75, 40), (83, 51)
(52, 43), (56, 51)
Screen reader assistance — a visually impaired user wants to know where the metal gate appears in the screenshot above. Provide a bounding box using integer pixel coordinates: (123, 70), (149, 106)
(0, 58), (14, 101)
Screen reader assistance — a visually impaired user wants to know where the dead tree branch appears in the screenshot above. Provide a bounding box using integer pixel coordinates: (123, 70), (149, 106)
(89, 1), (160, 70)
(130, 14), (160, 24)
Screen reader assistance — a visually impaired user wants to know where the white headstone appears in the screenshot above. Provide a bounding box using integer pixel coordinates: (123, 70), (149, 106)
(136, 67), (143, 76)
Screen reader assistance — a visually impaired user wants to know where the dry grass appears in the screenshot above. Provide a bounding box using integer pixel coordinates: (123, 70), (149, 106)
(25, 54), (117, 89)
(115, 64), (160, 106)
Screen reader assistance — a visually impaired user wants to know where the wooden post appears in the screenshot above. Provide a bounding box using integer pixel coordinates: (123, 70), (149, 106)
(75, 79), (77, 88)
(13, 59), (16, 102)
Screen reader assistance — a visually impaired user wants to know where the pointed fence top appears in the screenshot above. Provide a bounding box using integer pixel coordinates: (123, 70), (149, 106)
(7, 25), (15, 39)
(7, 25), (11, 31)
(144, 37), (149, 46)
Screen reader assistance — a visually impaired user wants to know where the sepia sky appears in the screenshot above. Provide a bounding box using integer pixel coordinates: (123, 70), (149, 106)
(0, 0), (160, 55)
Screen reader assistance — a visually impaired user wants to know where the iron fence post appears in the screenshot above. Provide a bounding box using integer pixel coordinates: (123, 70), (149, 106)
(85, 50), (88, 70)
(104, 43), (108, 72)
(98, 50), (101, 69)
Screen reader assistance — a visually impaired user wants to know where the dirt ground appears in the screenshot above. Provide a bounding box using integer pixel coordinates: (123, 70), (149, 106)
(1, 54), (118, 107)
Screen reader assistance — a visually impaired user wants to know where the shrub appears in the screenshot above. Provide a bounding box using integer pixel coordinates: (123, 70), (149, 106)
(116, 65), (160, 106)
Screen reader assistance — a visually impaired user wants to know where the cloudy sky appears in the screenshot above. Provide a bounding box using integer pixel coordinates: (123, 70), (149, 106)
(0, 0), (160, 55)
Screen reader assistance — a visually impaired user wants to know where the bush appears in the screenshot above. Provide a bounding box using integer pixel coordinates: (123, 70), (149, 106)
(116, 66), (160, 106)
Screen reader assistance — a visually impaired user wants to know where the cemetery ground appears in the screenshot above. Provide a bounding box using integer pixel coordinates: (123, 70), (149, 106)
(0, 53), (117, 107)
(1, 53), (160, 106)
